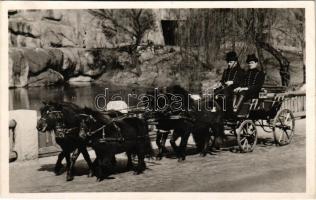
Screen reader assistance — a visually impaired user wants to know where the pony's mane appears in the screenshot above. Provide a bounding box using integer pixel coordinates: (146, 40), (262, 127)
(83, 107), (112, 124)
(166, 85), (195, 109)
(167, 85), (192, 97)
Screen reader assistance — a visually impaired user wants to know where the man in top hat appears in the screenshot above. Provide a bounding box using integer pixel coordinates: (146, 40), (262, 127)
(233, 54), (265, 112)
(214, 51), (244, 113)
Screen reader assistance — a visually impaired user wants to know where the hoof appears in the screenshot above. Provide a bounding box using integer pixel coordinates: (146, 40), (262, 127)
(177, 158), (185, 162)
(199, 153), (207, 157)
(156, 156), (162, 160)
(54, 164), (64, 175)
(87, 170), (94, 177)
(66, 175), (74, 182)
(55, 171), (63, 176)
(133, 171), (141, 175)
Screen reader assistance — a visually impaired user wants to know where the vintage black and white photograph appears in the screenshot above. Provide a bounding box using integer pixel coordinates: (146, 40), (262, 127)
(2, 1), (315, 195)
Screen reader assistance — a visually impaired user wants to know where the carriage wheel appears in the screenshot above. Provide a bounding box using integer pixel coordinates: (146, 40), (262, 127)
(236, 120), (258, 153)
(273, 109), (295, 146)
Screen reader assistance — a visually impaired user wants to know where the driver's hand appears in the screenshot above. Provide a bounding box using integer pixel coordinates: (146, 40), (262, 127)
(225, 81), (233, 86)
(213, 82), (221, 89)
(234, 87), (240, 92)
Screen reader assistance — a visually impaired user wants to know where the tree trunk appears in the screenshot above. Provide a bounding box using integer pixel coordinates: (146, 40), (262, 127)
(255, 43), (265, 71)
(256, 40), (290, 86)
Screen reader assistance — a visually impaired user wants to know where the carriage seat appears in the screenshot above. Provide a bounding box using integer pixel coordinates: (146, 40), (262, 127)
(237, 94), (285, 119)
(236, 99), (260, 118)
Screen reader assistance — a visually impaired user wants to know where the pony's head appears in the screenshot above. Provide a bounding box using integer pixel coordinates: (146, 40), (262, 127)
(37, 102), (64, 132)
(78, 107), (111, 140)
(79, 114), (96, 140)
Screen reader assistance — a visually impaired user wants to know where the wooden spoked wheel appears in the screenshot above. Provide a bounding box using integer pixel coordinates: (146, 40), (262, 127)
(236, 120), (258, 153)
(273, 109), (295, 146)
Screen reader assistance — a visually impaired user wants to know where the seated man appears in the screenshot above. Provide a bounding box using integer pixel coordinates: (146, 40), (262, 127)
(214, 51), (244, 112)
(233, 54), (265, 112)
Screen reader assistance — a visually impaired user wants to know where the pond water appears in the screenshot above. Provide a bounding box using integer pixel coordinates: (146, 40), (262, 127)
(9, 83), (153, 115)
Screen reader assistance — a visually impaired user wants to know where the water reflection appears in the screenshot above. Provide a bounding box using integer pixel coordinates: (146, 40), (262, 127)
(9, 83), (151, 115)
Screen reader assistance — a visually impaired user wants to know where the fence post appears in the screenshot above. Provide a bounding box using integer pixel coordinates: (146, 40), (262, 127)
(9, 110), (38, 160)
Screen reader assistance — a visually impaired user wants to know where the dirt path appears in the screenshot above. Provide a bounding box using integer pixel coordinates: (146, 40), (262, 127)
(9, 119), (306, 192)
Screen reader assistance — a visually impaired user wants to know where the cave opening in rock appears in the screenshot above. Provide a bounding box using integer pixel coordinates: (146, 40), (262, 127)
(161, 20), (178, 46)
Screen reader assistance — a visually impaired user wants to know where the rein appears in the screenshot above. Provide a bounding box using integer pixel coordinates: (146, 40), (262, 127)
(83, 115), (127, 138)
(55, 127), (79, 138)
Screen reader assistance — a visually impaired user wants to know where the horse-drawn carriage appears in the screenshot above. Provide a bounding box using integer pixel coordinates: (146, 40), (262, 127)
(36, 85), (295, 181)
(106, 85), (295, 156)
(221, 85), (295, 153)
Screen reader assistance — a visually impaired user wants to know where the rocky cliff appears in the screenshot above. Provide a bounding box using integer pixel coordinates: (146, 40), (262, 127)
(8, 9), (304, 91)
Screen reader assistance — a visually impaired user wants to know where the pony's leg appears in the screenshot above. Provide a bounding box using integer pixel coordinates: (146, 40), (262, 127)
(80, 147), (94, 177)
(111, 155), (117, 166)
(161, 131), (169, 153)
(212, 124), (224, 151)
(65, 153), (74, 181)
(178, 131), (190, 162)
(156, 130), (163, 159)
(97, 157), (104, 181)
(170, 131), (180, 158)
(201, 132), (210, 157)
(93, 152), (102, 181)
(68, 148), (80, 179)
(134, 153), (146, 175)
(99, 156), (112, 180)
(126, 152), (133, 170)
(54, 151), (65, 175)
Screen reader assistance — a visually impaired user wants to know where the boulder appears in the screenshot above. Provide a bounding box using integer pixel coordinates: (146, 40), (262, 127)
(68, 75), (93, 82)
(39, 21), (78, 47)
(117, 52), (133, 68)
(10, 34), (41, 48)
(28, 69), (64, 87)
(9, 19), (78, 48)
(9, 48), (29, 88)
(22, 48), (53, 74)
(59, 48), (80, 73)
(9, 48), (63, 87)
(9, 20), (41, 38)
(41, 10), (63, 21)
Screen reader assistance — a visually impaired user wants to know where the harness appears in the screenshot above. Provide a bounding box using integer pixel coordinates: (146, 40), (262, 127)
(80, 115), (127, 143)
(41, 110), (78, 139)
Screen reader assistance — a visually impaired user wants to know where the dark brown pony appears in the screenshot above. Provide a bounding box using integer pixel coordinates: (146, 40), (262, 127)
(37, 102), (94, 181)
(79, 107), (154, 181)
(144, 85), (224, 160)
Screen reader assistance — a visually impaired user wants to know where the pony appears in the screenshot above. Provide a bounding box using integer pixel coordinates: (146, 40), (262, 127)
(144, 85), (224, 160)
(78, 107), (154, 181)
(37, 102), (94, 181)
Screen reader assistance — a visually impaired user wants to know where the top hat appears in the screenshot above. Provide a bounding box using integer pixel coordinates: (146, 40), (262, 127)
(246, 54), (259, 63)
(225, 51), (238, 62)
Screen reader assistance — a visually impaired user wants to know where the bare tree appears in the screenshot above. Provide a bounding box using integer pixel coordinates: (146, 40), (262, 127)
(185, 8), (304, 86)
(89, 9), (156, 76)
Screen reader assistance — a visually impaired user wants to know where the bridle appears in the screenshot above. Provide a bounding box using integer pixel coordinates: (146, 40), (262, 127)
(79, 114), (124, 142)
(40, 110), (77, 138)
(40, 110), (64, 121)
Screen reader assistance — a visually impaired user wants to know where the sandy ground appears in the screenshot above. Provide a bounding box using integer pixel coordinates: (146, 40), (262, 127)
(9, 119), (306, 192)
